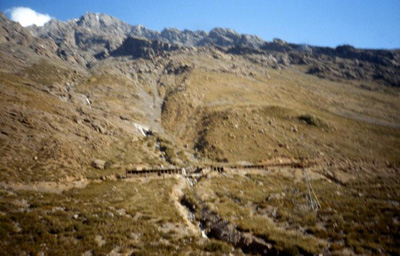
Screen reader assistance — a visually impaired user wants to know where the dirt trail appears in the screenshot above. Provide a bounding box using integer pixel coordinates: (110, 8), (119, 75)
(170, 176), (200, 236)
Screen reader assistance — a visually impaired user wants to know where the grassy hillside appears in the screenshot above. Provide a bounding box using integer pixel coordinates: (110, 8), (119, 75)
(161, 54), (400, 165)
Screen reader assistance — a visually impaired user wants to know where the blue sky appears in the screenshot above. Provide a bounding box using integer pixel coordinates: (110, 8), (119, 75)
(1, 0), (399, 49)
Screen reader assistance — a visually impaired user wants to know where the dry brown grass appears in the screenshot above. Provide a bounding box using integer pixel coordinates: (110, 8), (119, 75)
(186, 169), (400, 255)
(0, 178), (219, 255)
(161, 60), (400, 165)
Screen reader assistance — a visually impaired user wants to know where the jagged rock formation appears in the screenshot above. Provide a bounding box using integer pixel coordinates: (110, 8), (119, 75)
(22, 11), (400, 87)
(25, 12), (265, 66)
(111, 36), (180, 59)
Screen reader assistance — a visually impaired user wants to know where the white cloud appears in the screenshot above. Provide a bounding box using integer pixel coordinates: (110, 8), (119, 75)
(8, 7), (51, 27)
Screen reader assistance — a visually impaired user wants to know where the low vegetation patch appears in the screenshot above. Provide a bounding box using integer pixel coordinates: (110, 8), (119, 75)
(186, 171), (400, 255)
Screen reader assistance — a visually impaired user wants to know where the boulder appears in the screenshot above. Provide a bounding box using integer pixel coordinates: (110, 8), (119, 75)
(91, 159), (106, 169)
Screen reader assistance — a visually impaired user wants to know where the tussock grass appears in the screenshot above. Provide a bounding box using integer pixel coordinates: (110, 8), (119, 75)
(0, 179), (212, 255)
(187, 171), (400, 255)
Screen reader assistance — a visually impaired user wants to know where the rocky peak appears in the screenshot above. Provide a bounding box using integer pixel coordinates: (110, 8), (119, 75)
(209, 28), (240, 40)
(131, 24), (160, 40)
(76, 12), (132, 35)
(19, 11), (400, 87)
(160, 28), (207, 46)
(207, 28), (264, 48)
(238, 34), (265, 48)
(76, 12), (102, 28)
(273, 38), (287, 45)
(25, 12), (269, 62)
(208, 28), (241, 46)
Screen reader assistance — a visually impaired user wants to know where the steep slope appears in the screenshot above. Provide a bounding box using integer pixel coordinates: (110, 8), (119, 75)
(160, 49), (400, 165)
(0, 14), (189, 183)
(25, 12), (400, 89)
(1, 11), (400, 184)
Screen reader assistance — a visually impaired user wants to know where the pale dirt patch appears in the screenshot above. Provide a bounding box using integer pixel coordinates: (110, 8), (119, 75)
(123, 174), (182, 184)
(0, 178), (89, 194)
(170, 176), (201, 236)
(124, 175), (203, 236)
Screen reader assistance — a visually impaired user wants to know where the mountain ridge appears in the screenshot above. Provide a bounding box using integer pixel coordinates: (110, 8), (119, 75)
(19, 11), (400, 87)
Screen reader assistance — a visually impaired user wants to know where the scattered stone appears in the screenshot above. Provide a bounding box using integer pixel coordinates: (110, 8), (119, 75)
(116, 208), (126, 216)
(13, 222), (22, 233)
(130, 232), (141, 240)
(51, 207), (65, 212)
(91, 120), (107, 134)
(267, 193), (285, 201)
(95, 235), (106, 247)
(91, 159), (106, 169)
(81, 250), (93, 256)
(12, 199), (30, 208)
(108, 246), (123, 256)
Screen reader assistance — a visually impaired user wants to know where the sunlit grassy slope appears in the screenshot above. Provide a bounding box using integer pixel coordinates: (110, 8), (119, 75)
(0, 178), (234, 255)
(161, 56), (400, 164)
(185, 169), (400, 255)
(1, 47), (399, 183)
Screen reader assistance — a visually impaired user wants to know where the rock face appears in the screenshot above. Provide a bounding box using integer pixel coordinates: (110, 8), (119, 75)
(160, 28), (207, 46)
(112, 36), (180, 59)
(27, 13), (133, 65)
(26, 12), (265, 64)
(306, 45), (400, 87)
(23, 11), (400, 87)
(0, 12), (58, 64)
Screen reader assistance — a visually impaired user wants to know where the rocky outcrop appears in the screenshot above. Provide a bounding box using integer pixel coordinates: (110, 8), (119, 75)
(160, 28), (207, 46)
(229, 39), (400, 87)
(111, 36), (180, 59)
(27, 13), (132, 65)
(198, 206), (274, 255)
(0, 12), (58, 60)
(14, 11), (400, 87)
(26, 12), (265, 63)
